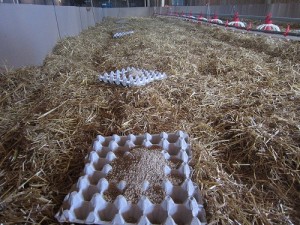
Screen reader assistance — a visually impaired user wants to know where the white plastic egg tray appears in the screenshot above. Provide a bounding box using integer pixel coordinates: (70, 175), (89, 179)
(55, 131), (207, 225)
(99, 67), (167, 87)
(113, 31), (134, 38)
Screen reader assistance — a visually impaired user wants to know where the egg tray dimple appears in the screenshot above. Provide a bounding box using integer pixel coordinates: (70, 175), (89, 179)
(99, 67), (167, 87)
(113, 30), (134, 38)
(55, 131), (207, 225)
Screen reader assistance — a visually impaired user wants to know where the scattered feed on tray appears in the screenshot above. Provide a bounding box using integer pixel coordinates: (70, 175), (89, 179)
(104, 147), (184, 204)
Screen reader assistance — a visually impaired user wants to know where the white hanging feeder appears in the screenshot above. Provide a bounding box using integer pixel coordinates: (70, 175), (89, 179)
(228, 21), (246, 27)
(210, 14), (223, 24)
(228, 12), (246, 28)
(189, 16), (197, 20)
(256, 24), (280, 32)
(257, 13), (281, 32)
(210, 19), (223, 24)
(188, 16), (198, 23)
(198, 17), (208, 22)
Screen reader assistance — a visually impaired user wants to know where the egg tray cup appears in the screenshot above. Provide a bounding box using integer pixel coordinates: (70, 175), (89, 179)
(99, 67), (167, 87)
(55, 131), (206, 224)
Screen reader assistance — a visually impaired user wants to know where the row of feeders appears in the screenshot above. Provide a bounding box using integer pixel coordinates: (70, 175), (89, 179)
(161, 11), (293, 37)
(203, 12), (281, 31)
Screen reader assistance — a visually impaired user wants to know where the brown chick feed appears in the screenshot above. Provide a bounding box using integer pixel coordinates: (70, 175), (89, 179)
(104, 147), (183, 204)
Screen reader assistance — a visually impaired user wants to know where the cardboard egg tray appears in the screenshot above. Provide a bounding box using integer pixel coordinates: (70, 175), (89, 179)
(99, 67), (167, 87)
(113, 31), (134, 38)
(55, 131), (206, 224)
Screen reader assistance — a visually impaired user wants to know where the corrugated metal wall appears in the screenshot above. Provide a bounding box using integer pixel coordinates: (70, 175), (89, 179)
(182, 0), (300, 6)
(2, 0), (299, 6)
(0, 1), (299, 69)
(1, 0), (148, 6)
(0, 4), (101, 68)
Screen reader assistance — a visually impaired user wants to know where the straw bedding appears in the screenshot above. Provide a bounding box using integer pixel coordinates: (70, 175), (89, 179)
(0, 17), (299, 224)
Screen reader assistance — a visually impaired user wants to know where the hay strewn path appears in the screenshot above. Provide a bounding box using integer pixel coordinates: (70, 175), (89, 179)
(0, 17), (299, 224)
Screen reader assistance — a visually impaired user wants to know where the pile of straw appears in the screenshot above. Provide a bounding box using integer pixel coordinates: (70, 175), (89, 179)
(0, 17), (299, 224)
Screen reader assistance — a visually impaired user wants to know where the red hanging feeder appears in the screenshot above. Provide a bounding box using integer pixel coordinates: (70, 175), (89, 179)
(257, 13), (280, 32)
(284, 24), (290, 37)
(198, 13), (207, 22)
(210, 13), (223, 24)
(228, 12), (246, 28)
(246, 22), (252, 31)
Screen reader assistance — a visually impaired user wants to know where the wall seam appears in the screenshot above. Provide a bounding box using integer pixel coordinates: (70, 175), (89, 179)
(52, 0), (61, 40)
